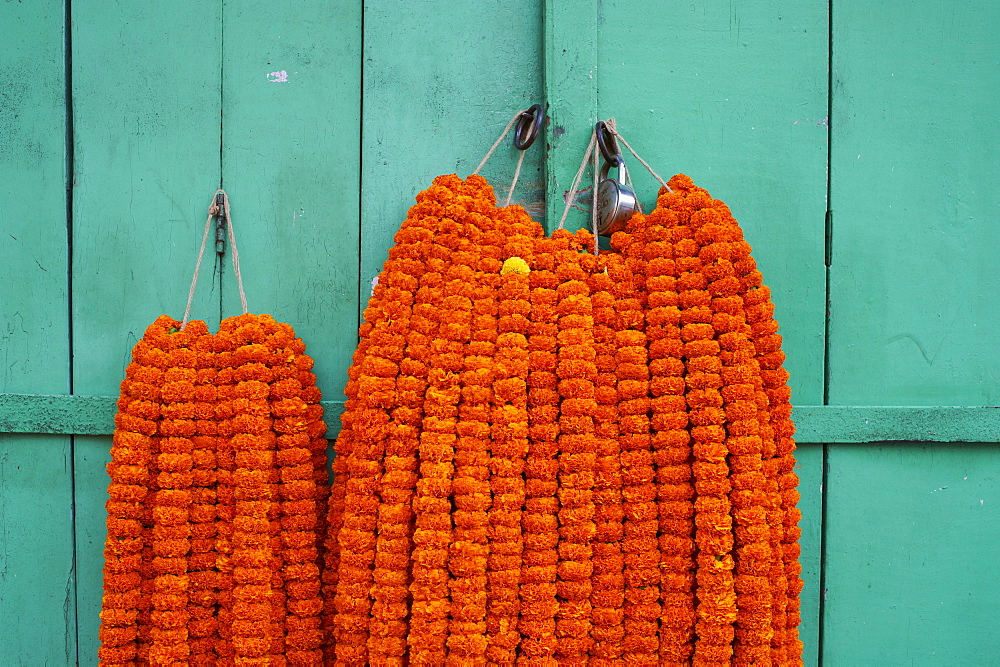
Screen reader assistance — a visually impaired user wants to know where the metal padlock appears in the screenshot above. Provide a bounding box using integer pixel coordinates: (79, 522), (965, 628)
(596, 155), (638, 236)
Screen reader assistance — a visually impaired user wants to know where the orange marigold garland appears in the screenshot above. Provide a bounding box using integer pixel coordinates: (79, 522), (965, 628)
(553, 232), (599, 661)
(585, 257), (628, 664)
(517, 235), (564, 665)
(485, 204), (537, 663)
(100, 313), (330, 666)
(313, 168), (802, 665)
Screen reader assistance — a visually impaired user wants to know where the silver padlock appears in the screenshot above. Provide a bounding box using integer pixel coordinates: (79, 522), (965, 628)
(596, 155), (638, 236)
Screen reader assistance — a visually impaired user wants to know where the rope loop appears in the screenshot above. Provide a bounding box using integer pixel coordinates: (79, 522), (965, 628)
(181, 189), (249, 330)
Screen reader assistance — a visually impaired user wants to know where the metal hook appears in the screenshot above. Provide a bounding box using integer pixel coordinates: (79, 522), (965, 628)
(513, 104), (545, 150)
(595, 120), (622, 167)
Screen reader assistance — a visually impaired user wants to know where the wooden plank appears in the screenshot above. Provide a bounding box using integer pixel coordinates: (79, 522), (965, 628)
(70, 3), (224, 660)
(0, 393), (345, 436)
(220, 0), (362, 401)
(0, 2), (76, 661)
(823, 443), (1000, 663)
(360, 0), (545, 300)
(11, 395), (1000, 444)
(544, 0), (599, 232)
(596, 0), (829, 407)
(828, 0), (1000, 406)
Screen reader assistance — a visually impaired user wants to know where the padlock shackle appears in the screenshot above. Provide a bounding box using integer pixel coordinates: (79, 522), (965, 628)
(595, 121), (623, 166)
(599, 154), (628, 184)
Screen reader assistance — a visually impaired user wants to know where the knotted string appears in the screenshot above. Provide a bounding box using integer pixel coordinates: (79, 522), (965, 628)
(181, 190), (249, 330)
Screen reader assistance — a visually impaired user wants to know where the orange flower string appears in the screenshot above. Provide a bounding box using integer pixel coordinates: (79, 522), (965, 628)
(484, 203), (536, 663)
(517, 235), (564, 665)
(586, 261), (627, 663)
(100, 315), (175, 665)
(616, 203), (698, 662)
(660, 182), (738, 666)
(608, 215), (663, 662)
(553, 234), (598, 661)
(404, 176), (477, 664)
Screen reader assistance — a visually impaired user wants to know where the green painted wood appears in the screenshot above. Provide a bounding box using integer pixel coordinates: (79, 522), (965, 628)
(543, 0), (599, 233)
(598, 0), (829, 408)
(70, 3), (224, 660)
(71, 0), (224, 398)
(220, 0), (362, 402)
(8, 394), (1000, 444)
(828, 0), (1000, 406)
(359, 1), (545, 299)
(0, 393), (345, 436)
(0, 3), (77, 662)
(597, 4), (829, 661)
(792, 405), (1000, 444)
(794, 443), (822, 667)
(823, 443), (1000, 663)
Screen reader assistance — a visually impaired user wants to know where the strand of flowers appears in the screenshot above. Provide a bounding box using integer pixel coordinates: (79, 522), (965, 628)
(734, 251), (802, 663)
(323, 175), (460, 661)
(181, 327), (221, 662)
(367, 308), (421, 662)
(405, 195), (473, 664)
(267, 321), (329, 664)
(148, 323), (200, 664)
(617, 201), (698, 663)
(516, 235), (564, 665)
(367, 250), (436, 660)
(321, 198), (425, 661)
(604, 216), (664, 663)
(553, 233), (598, 661)
(684, 199), (776, 664)
(701, 188), (800, 663)
(484, 204), (537, 663)
(446, 245), (497, 663)
(667, 184), (738, 666)
(585, 259), (628, 664)
(435, 176), (502, 663)
(224, 314), (283, 663)
(213, 325), (242, 662)
(99, 316), (175, 665)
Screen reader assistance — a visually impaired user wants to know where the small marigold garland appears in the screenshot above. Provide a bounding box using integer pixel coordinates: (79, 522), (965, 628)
(100, 313), (329, 666)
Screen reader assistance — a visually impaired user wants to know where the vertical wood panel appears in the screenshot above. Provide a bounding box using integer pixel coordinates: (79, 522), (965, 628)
(221, 0), (362, 400)
(823, 444), (1000, 664)
(597, 3), (829, 661)
(829, 0), (1000, 406)
(543, 0), (599, 231)
(71, 3), (223, 659)
(0, 3), (76, 661)
(360, 1), (545, 297)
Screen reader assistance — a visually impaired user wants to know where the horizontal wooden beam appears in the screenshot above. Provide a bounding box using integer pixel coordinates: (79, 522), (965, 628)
(0, 393), (345, 437)
(1, 394), (998, 444)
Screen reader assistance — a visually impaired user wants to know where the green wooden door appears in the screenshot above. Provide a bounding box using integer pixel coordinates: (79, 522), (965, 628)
(2, 1), (997, 664)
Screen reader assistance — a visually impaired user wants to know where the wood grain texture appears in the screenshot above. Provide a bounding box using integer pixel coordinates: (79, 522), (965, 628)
(823, 443), (1000, 664)
(70, 2), (223, 659)
(360, 0), (545, 296)
(544, 0), (599, 232)
(0, 3), (76, 662)
(597, 0), (829, 407)
(829, 0), (1000, 406)
(221, 0), (362, 401)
